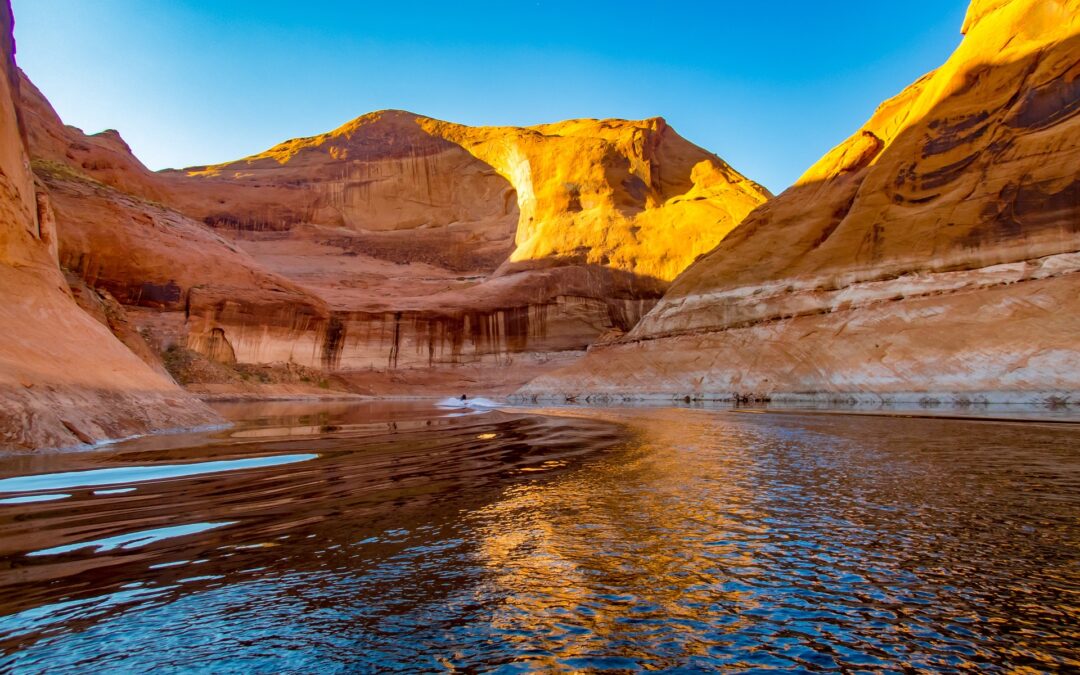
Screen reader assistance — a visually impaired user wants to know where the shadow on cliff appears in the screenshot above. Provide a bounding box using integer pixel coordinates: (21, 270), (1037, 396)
(185, 261), (671, 373)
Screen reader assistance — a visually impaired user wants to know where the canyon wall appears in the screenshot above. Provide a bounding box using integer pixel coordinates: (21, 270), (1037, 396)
(23, 92), (768, 394)
(0, 1), (219, 451)
(521, 0), (1080, 404)
(162, 114), (769, 391)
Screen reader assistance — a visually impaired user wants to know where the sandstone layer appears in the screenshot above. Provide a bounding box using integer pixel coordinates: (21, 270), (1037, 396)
(0, 1), (219, 451)
(22, 90), (768, 394)
(521, 0), (1080, 404)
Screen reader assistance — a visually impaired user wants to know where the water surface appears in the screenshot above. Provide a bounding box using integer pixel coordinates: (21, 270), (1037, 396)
(0, 402), (1077, 672)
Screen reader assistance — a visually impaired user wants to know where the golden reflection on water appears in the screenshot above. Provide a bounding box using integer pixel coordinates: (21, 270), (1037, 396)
(475, 409), (764, 666)
(468, 407), (1080, 671)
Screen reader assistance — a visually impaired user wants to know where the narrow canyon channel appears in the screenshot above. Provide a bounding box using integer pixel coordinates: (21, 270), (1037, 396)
(0, 402), (1077, 672)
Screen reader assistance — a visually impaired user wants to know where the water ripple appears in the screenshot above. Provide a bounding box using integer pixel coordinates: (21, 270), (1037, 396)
(0, 404), (1076, 672)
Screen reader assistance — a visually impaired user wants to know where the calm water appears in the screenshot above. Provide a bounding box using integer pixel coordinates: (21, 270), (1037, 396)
(0, 402), (1077, 672)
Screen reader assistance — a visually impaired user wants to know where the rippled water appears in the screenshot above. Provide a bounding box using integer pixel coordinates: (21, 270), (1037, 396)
(0, 402), (1077, 672)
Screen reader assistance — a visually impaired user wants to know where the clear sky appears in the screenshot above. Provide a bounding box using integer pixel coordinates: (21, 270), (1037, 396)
(10, 0), (969, 193)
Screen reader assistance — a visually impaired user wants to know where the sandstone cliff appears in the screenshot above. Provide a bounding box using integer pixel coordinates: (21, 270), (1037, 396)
(162, 111), (769, 282)
(0, 1), (219, 451)
(521, 0), (1080, 404)
(22, 96), (767, 394)
(417, 116), (770, 282)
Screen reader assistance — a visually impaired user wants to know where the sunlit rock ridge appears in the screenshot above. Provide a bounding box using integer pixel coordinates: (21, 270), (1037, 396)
(521, 0), (1080, 404)
(163, 110), (770, 282)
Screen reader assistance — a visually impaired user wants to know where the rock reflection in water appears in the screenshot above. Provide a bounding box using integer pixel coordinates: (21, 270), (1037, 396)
(0, 403), (1077, 672)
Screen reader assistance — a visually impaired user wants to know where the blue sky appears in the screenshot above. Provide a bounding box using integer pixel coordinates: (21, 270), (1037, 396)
(11, 1), (969, 193)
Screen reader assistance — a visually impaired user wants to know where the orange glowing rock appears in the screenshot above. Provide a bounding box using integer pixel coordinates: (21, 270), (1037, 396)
(160, 112), (768, 388)
(160, 110), (770, 284)
(521, 0), (1080, 403)
(23, 100), (767, 395)
(417, 115), (771, 282)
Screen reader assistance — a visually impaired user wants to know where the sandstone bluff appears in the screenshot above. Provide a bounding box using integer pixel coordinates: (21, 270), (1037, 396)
(0, 1), (219, 451)
(522, 0), (1080, 405)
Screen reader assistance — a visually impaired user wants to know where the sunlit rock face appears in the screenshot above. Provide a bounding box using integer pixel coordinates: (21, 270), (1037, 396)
(0, 2), (219, 451)
(521, 0), (1080, 403)
(161, 111), (770, 282)
(20, 88), (766, 393)
(418, 116), (772, 282)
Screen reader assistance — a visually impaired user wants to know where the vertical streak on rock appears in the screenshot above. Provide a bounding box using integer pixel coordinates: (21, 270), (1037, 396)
(388, 311), (402, 369)
(321, 315), (345, 370)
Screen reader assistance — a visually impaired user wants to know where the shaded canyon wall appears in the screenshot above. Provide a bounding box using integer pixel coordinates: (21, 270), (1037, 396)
(0, 1), (219, 450)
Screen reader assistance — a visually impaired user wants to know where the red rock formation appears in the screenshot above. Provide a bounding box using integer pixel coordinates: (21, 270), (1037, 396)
(20, 72), (339, 386)
(521, 0), (1080, 404)
(0, 1), (219, 451)
(20, 75), (171, 204)
(163, 113), (767, 390)
(19, 76), (768, 394)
